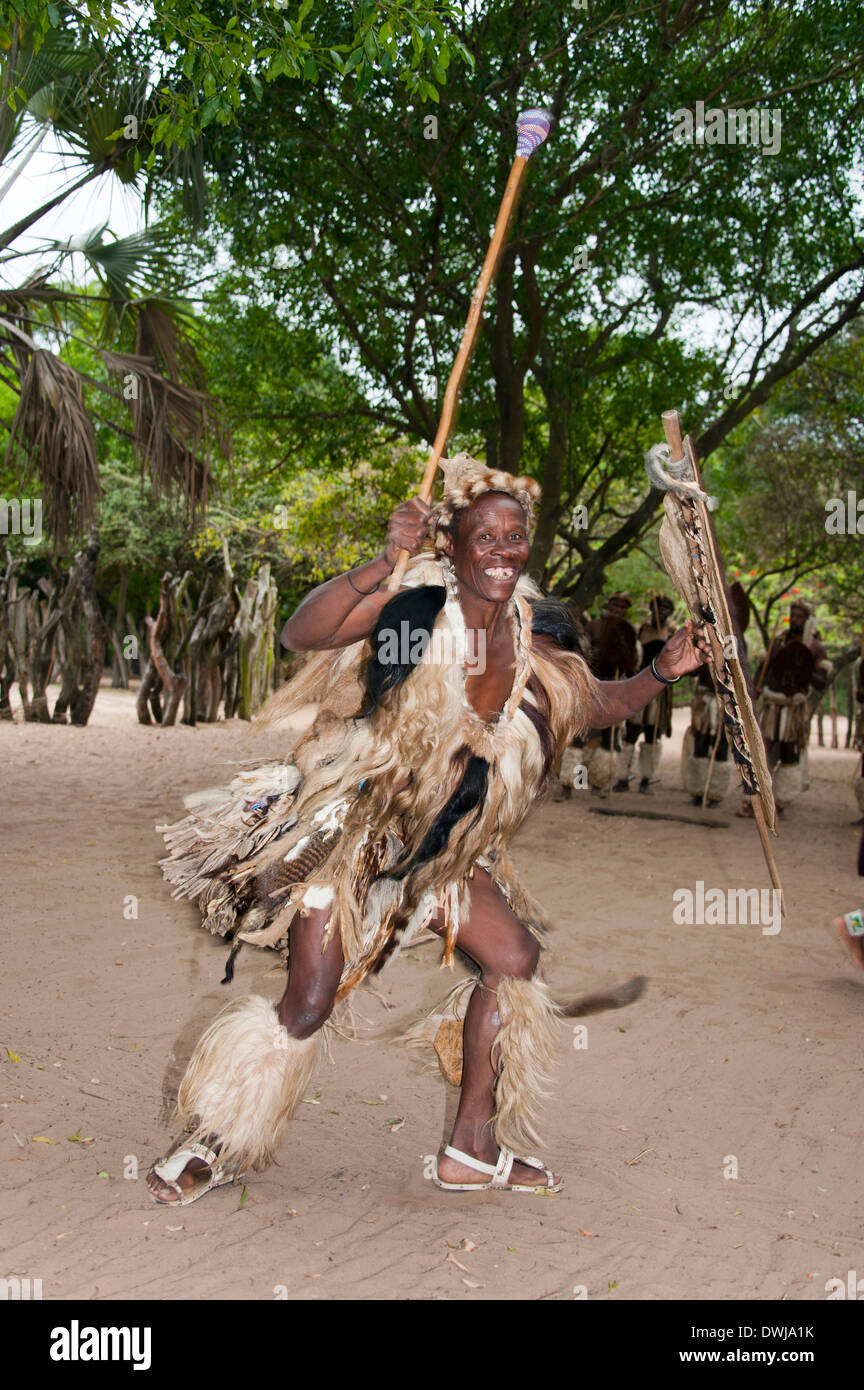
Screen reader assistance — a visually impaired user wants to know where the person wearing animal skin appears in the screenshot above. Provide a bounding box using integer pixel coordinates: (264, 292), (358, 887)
(612, 595), (677, 795)
(681, 581), (752, 808)
(749, 601), (832, 816)
(558, 593), (637, 797)
(147, 457), (709, 1205)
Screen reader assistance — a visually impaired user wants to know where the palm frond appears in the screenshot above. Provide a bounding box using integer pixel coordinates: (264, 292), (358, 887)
(51, 64), (150, 186)
(5, 346), (101, 545)
(0, 28), (90, 164)
(101, 303), (231, 521)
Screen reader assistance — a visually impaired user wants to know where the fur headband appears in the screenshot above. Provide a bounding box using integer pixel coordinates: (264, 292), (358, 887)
(430, 453), (542, 552)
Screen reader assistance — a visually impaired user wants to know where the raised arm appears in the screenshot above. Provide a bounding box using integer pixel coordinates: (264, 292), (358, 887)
(281, 498), (432, 651)
(588, 620), (710, 728)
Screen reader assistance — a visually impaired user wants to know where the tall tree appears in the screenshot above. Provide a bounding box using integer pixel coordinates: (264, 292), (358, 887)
(711, 322), (864, 643)
(180, 0), (864, 603)
(0, 2), (466, 540)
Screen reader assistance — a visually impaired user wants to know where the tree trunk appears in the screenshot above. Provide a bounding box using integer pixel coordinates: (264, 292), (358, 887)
(528, 403), (568, 585)
(235, 564), (277, 719)
(143, 573), (187, 727)
(0, 549), (19, 719)
(52, 567), (83, 723)
(69, 528), (108, 727)
(110, 566), (130, 688)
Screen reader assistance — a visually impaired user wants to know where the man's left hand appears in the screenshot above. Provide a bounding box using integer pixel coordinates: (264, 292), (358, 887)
(655, 620), (711, 681)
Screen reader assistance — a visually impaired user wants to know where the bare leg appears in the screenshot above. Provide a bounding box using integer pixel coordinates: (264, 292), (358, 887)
(147, 906), (342, 1201)
(433, 869), (561, 1188)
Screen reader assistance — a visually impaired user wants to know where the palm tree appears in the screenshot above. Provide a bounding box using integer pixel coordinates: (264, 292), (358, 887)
(0, 19), (228, 545)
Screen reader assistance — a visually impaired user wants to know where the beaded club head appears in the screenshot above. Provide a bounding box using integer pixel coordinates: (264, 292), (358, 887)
(515, 108), (554, 158)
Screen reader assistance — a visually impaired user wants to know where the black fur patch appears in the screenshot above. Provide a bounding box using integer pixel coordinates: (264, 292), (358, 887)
(530, 597), (582, 652)
(384, 750), (490, 881)
(362, 584), (446, 716)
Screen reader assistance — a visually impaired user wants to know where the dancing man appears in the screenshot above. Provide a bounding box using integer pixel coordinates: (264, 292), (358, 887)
(148, 457), (708, 1205)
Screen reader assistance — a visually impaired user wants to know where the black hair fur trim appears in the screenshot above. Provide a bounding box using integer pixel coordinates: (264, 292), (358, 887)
(362, 584), (446, 716)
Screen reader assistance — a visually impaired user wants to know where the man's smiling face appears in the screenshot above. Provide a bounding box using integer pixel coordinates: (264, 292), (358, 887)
(446, 492), (531, 601)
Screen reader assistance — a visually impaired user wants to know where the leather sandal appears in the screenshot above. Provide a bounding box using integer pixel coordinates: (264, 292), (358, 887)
(148, 1140), (246, 1206)
(432, 1144), (563, 1193)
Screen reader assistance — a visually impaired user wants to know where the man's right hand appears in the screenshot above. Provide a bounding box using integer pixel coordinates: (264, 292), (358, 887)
(383, 497), (432, 568)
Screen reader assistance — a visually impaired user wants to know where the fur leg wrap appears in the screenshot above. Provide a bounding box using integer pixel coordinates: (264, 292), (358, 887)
(176, 995), (320, 1172)
(704, 755), (731, 801)
(559, 744), (584, 789)
(683, 749), (732, 802)
(586, 745), (614, 789)
(614, 743), (635, 784)
(492, 976), (562, 1153)
(638, 741), (658, 780)
(772, 761), (802, 809)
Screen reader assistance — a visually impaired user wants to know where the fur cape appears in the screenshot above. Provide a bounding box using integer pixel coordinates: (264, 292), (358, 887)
(159, 553), (596, 1000)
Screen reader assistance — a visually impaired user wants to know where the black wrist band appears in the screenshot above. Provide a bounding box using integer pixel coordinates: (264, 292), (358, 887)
(348, 570), (379, 596)
(650, 655), (680, 685)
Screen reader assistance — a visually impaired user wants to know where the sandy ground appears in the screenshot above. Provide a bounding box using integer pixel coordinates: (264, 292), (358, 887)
(1, 683), (863, 1303)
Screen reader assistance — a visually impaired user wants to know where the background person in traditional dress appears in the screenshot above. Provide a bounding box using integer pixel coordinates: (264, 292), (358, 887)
(559, 592), (637, 797)
(614, 595), (676, 794)
(147, 458), (709, 1205)
(681, 581), (751, 807)
(748, 601), (832, 816)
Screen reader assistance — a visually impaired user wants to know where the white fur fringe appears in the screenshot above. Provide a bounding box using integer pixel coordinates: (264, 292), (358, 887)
(177, 994), (319, 1172)
(492, 976), (562, 1152)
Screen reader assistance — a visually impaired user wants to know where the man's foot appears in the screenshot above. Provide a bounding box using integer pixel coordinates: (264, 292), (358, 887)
(146, 1139), (229, 1204)
(613, 779), (630, 792)
(736, 802), (754, 818)
(435, 1146), (561, 1189)
(831, 915), (864, 972)
(638, 777), (652, 795)
(146, 1155), (212, 1203)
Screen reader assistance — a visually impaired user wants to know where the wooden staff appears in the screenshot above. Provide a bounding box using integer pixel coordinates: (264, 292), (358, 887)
(387, 109), (553, 590)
